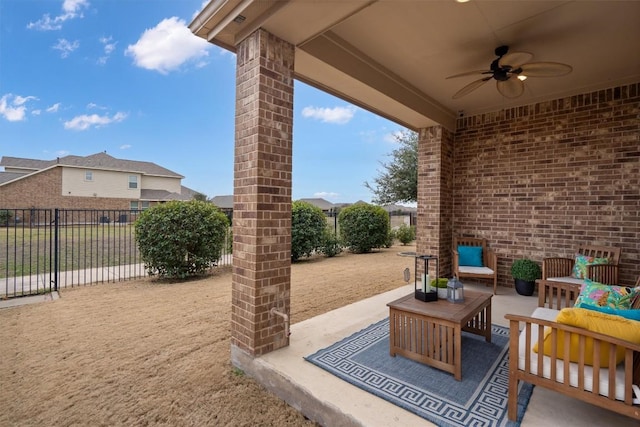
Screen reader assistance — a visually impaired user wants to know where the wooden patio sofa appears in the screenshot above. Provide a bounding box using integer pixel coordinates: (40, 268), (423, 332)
(542, 244), (621, 285)
(505, 279), (640, 421)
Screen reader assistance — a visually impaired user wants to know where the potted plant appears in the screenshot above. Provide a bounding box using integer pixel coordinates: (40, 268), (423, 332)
(510, 259), (541, 296)
(431, 278), (449, 299)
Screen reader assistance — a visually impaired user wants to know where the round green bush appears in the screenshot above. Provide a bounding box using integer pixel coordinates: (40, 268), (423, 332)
(395, 223), (415, 245)
(510, 259), (542, 282)
(291, 200), (327, 261)
(338, 203), (390, 253)
(318, 227), (342, 258)
(135, 200), (229, 279)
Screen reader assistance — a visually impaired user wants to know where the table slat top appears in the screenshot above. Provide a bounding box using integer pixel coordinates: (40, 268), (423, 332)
(387, 290), (492, 323)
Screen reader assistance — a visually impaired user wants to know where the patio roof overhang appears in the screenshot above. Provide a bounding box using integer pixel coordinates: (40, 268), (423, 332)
(190, 0), (640, 132)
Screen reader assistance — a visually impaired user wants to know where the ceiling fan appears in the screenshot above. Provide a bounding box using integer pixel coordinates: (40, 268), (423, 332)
(447, 45), (572, 99)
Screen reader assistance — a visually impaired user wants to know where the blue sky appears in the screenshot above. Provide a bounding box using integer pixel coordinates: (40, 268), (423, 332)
(0, 0), (408, 204)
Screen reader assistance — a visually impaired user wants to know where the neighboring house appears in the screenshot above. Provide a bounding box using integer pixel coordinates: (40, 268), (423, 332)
(298, 198), (336, 213)
(0, 152), (199, 211)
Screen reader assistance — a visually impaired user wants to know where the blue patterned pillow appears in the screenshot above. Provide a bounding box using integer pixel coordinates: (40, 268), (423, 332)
(458, 246), (483, 267)
(579, 303), (640, 321)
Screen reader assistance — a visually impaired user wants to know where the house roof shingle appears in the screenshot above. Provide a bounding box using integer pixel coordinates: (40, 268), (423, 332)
(0, 171), (28, 185)
(210, 195), (233, 209)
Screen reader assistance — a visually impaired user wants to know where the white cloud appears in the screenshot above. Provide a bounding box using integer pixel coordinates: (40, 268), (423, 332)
(87, 102), (107, 110)
(46, 103), (61, 113)
(314, 191), (339, 199)
(53, 38), (80, 58)
(125, 17), (210, 74)
(27, 0), (89, 31)
(97, 36), (116, 65)
(120, 144), (132, 150)
(301, 105), (356, 124)
(64, 111), (127, 131)
(0, 94), (37, 122)
(384, 130), (405, 144)
(32, 110), (42, 116)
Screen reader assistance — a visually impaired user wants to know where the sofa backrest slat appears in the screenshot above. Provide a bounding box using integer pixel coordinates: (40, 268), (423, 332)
(577, 244), (621, 265)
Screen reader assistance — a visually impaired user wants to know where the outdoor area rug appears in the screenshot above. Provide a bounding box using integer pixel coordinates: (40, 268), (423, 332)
(305, 318), (534, 427)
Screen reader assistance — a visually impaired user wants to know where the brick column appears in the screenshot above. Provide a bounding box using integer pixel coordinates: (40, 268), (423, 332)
(416, 125), (455, 277)
(231, 29), (294, 357)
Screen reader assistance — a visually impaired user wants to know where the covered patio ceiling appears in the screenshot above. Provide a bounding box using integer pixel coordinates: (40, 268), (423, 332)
(190, 0), (640, 131)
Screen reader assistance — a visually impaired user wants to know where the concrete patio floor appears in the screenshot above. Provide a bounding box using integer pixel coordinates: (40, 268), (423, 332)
(239, 282), (638, 427)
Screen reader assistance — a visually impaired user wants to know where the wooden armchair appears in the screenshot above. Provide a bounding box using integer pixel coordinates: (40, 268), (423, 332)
(542, 244), (621, 285)
(452, 237), (498, 294)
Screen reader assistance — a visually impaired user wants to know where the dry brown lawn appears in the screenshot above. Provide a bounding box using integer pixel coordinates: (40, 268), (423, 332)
(0, 244), (416, 426)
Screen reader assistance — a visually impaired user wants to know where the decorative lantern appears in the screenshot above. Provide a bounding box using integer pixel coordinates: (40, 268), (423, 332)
(447, 277), (464, 303)
(414, 255), (439, 302)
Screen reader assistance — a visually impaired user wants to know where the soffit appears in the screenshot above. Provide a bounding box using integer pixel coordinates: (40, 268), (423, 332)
(191, 0), (640, 131)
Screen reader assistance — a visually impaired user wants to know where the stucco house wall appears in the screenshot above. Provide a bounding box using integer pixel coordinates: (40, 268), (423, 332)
(142, 175), (182, 193)
(452, 83), (639, 288)
(62, 168), (141, 199)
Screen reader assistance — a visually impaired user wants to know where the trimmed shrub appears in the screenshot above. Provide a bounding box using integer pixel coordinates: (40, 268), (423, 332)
(291, 200), (327, 261)
(318, 227), (342, 257)
(396, 223), (415, 245)
(384, 228), (396, 248)
(338, 203), (390, 253)
(135, 200), (229, 279)
(0, 210), (12, 226)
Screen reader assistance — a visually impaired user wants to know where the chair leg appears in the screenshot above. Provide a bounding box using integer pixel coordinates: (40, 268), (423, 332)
(493, 276), (497, 295)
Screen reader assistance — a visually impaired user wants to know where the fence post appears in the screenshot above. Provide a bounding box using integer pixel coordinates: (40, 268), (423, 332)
(53, 208), (59, 292)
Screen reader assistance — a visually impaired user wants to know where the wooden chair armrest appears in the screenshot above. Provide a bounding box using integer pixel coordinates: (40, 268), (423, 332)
(452, 247), (459, 273)
(542, 257), (574, 279)
(486, 249), (497, 270)
(536, 279), (582, 309)
(587, 264), (619, 285)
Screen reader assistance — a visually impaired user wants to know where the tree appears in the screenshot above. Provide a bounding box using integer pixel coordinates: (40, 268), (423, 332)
(193, 192), (207, 201)
(364, 130), (417, 204)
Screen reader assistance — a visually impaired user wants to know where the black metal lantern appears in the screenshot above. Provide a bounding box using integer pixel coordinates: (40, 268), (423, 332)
(447, 277), (465, 303)
(415, 255), (439, 302)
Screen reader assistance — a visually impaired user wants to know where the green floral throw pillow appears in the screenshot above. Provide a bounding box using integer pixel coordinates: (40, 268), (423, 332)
(571, 254), (610, 279)
(575, 279), (639, 310)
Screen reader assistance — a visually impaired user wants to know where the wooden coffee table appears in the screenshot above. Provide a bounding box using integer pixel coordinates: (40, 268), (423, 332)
(387, 290), (492, 381)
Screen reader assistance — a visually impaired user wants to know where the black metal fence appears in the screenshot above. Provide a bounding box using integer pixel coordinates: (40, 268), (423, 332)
(0, 208), (233, 299)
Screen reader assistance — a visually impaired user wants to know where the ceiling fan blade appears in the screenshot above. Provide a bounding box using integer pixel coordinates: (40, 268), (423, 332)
(452, 77), (491, 99)
(446, 70), (492, 79)
(498, 51), (533, 68)
(520, 62), (573, 77)
(497, 78), (524, 99)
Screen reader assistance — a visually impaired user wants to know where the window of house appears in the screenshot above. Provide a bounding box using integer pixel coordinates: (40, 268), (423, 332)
(85, 171), (93, 181)
(128, 175), (138, 189)
(130, 201), (139, 211)
(141, 201), (150, 210)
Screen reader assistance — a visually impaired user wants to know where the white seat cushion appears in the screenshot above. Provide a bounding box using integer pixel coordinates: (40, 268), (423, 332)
(517, 307), (628, 401)
(547, 276), (586, 286)
(458, 266), (494, 275)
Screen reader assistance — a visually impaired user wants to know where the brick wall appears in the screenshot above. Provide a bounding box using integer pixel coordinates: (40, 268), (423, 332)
(0, 168), (130, 210)
(231, 29), (294, 356)
(417, 126), (455, 279)
(453, 83), (640, 287)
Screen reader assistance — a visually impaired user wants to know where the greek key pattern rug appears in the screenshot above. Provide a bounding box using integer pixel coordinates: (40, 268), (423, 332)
(305, 318), (533, 427)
